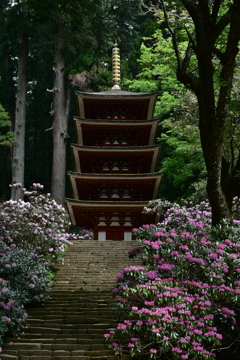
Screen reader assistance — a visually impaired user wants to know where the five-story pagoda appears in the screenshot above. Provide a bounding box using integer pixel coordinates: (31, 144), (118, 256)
(66, 45), (163, 240)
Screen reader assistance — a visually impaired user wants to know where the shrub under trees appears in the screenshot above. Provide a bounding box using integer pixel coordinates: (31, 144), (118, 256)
(0, 184), (73, 349)
(105, 200), (240, 359)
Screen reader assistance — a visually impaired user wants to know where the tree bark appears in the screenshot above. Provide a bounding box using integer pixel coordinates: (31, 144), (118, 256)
(51, 28), (69, 206)
(11, 26), (28, 200)
(164, 0), (240, 225)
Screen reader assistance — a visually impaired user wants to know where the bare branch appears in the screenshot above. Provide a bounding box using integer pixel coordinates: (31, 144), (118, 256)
(46, 88), (57, 93)
(45, 126), (53, 132)
(159, 0), (181, 69)
(214, 9), (231, 42)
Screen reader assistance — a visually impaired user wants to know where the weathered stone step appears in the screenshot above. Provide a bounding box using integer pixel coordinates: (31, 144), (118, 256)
(0, 355), (18, 360)
(18, 357), (90, 360)
(1, 240), (141, 359)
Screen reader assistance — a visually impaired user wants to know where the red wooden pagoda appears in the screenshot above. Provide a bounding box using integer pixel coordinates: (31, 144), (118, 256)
(66, 45), (163, 240)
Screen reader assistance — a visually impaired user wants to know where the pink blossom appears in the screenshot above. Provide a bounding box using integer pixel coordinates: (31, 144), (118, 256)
(2, 316), (11, 323)
(217, 243), (226, 249)
(172, 347), (182, 354)
(151, 243), (159, 250)
(128, 343), (135, 348)
(157, 263), (175, 271)
(224, 239), (232, 245)
(221, 307), (235, 315)
(209, 252), (218, 259)
(131, 337), (140, 341)
(117, 323), (127, 330)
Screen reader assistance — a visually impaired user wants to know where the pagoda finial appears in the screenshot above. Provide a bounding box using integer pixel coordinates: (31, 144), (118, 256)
(112, 43), (121, 90)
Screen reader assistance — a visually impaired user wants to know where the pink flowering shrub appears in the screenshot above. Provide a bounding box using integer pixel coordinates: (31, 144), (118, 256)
(0, 278), (28, 339)
(105, 201), (240, 359)
(128, 246), (141, 259)
(0, 241), (52, 304)
(0, 183), (79, 348)
(69, 228), (94, 240)
(0, 210), (52, 346)
(1, 183), (72, 265)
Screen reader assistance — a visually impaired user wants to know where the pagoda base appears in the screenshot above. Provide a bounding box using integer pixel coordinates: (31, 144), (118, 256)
(94, 225), (135, 241)
(66, 199), (159, 240)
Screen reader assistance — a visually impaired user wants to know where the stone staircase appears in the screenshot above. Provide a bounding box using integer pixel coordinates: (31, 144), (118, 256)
(1, 240), (141, 360)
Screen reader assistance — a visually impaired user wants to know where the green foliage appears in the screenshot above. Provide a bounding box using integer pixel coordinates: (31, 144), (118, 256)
(0, 103), (14, 146)
(121, 29), (207, 200)
(159, 103), (206, 199)
(0, 0), (150, 197)
(122, 30), (184, 118)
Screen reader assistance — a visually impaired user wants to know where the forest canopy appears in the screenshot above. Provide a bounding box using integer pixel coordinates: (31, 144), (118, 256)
(1, 0), (240, 224)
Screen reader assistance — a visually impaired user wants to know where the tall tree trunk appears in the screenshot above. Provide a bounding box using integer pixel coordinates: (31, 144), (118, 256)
(199, 116), (231, 225)
(51, 28), (69, 205)
(11, 26), (28, 200)
(166, 0), (240, 225)
(1, 1), (16, 197)
(196, 51), (232, 226)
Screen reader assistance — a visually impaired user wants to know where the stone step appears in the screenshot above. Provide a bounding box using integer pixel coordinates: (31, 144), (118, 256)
(1, 240), (141, 360)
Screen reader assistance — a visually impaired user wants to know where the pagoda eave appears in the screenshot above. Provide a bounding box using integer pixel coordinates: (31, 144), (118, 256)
(71, 144), (161, 174)
(66, 199), (159, 229)
(68, 171), (163, 201)
(73, 116), (161, 124)
(76, 90), (159, 120)
(74, 117), (160, 146)
(75, 89), (159, 97)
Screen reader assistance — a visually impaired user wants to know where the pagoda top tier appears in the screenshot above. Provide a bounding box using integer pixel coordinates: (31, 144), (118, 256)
(76, 90), (158, 120)
(76, 89), (159, 97)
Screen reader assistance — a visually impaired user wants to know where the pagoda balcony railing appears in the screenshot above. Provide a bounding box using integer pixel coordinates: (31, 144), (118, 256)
(87, 159), (150, 174)
(90, 165), (143, 174)
(77, 185), (152, 202)
(76, 148), (159, 174)
(91, 139), (140, 147)
(82, 132), (147, 147)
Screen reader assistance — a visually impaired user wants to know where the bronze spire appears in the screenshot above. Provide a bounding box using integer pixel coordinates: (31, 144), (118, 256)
(112, 44), (121, 90)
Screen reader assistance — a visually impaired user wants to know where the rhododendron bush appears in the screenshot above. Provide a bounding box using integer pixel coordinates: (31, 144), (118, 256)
(105, 200), (240, 359)
(0, 183), (74, 348)
(1, 183), (72, 263)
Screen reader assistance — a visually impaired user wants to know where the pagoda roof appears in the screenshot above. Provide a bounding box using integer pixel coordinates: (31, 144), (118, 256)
(76, 89), (159, 97)
(68, 171), (163, 178)
(76, 90), (158, 120)
(66, 199), (159, 228)
(71, 144), (161, 151)
(73, 116), (161, 124)
(71, 144), (161, 174)
(66, 199), (155, 206)
(74, 117), (160, 146)
(68, 171), (163, 201)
